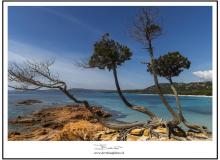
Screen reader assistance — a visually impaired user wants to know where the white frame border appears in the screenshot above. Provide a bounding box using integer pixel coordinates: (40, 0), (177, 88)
(3, 1), (217, 159)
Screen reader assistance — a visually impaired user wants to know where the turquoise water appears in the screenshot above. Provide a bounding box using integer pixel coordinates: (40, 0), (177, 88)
(8, 90), (212, 131)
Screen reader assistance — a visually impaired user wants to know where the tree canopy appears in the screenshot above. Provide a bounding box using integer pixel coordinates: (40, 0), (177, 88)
(147, 52), (191, 81)
(88, 33), (132, 71)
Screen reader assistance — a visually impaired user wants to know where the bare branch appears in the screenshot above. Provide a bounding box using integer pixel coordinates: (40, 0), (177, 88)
(8, 85), (42, 91)
(131, 7), (162, 46)
(9, 59), (145, 130)
(8, 60), (66, 91)
(74, 58), (94, 69)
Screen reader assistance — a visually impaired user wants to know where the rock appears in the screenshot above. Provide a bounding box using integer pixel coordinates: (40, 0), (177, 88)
(31, 128), (48, 135)
(9, 103), (212, 141)
(16, 99), (42, 106)
(172, 128), (187, 137)
(60, 131), (83, 141)
(149, 136), (160, 141)
(143, 129), (150, 137)
(187, 131), (208, 139)
(9, 131), (20, 136)
(196, 133), (209, 139)
(137, 135), (150, 141)
(44, 132), (63, 141)
(8, 128), (52, 141)
(8, 104), (112, 141)
(130, 128), (144, 136)
(10, 104), (112, 126)
(94, 131), (104, 140)
(42, 121), (64, 129)
(94, 130), (118, 141)
(154, 127), (167, 134)
(100, 133), (119, 141)
(159, 137), (170, 141)
(127, 135), (140, 141)
(89, 119), (98, 123)
(62, 120), (106, 140)
(9, 117), (35, 124)
(92, 107), (111, 118)
(74, 114), (84, 119)
(105, 130), (117, 134)
(158, 137), (177, 141)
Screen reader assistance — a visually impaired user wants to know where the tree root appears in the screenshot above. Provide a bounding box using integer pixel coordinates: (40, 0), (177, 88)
(114, 117), (210, 141)
(117, 126), (138, 141)
(182, 117), (208, 134)
(103, 121), (145, 130)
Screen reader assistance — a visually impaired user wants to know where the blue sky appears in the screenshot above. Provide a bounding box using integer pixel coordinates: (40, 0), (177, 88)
(8, 6), (212, 89)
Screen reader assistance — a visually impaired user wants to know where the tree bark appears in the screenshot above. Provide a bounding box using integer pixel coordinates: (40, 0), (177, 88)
(169, 79), (183, 117)
(168, 79), (208, 133)
(112, 67), (157, 119)
(147, 41), (179, 122)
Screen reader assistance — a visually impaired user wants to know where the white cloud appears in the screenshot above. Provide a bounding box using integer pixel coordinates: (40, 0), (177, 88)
(8, 40), (140, 89)
(193, 70), (212, 81)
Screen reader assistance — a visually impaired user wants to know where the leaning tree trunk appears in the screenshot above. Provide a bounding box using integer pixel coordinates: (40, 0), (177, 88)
(59, 87), (145, 130)
(147, 41), (180, 127)
(169, 79), (208, 134)
(112, 67), (158, 120)
(168, 78), (183, 118)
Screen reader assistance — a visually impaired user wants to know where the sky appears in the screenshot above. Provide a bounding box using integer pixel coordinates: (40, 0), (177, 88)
(8, 6), (212, 90)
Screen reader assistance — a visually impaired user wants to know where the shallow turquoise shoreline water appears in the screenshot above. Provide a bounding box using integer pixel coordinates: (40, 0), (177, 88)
(8, 90), (212, 131)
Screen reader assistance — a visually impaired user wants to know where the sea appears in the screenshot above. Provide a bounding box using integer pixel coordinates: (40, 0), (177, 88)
(8, 90), (212, 132)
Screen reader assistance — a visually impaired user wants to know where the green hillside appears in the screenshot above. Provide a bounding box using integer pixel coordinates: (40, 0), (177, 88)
(124, 81), (212, 96)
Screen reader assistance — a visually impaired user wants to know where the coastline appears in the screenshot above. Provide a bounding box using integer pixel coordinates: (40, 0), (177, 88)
(134, 93), (212, 98)
(8, 104), (212, 141)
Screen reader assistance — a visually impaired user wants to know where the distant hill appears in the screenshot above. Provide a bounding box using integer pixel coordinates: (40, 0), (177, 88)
(124, 81), (212, 96)
(9, 81), (212, 96)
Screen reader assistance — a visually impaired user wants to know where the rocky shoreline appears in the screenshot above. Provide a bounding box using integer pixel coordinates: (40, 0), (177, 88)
(15, 99), (43, 106)
(8, 104), (212, 141)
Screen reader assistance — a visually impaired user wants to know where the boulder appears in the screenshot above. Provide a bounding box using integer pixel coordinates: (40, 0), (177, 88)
(99, 133), (119, 141)
(62, 120), (106, 140)
(154, 127), (167, 134)
(9, 117), (35, 124)
(127, 135), (140, 141)
(137, 135), (149, 141)
(16, 99), (42, 106)
(172, 128), (187, 137)
(143, 129), (150, 137)
(159, 137), (170, 141)
(9, 131), (20, 136)
(130, 128), (144, 136)
(43, 132), (63, 141)
(105, 130), (117, 134)
(187, 131), (209, 139)
(92, 107), (111, 118)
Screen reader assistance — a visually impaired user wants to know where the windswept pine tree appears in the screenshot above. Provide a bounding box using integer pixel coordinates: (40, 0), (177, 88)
(132, 8), (208, 134)
(85, 33), (158, 120)
(147, 52), (190, 118)
(147, 52), (207, 132)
